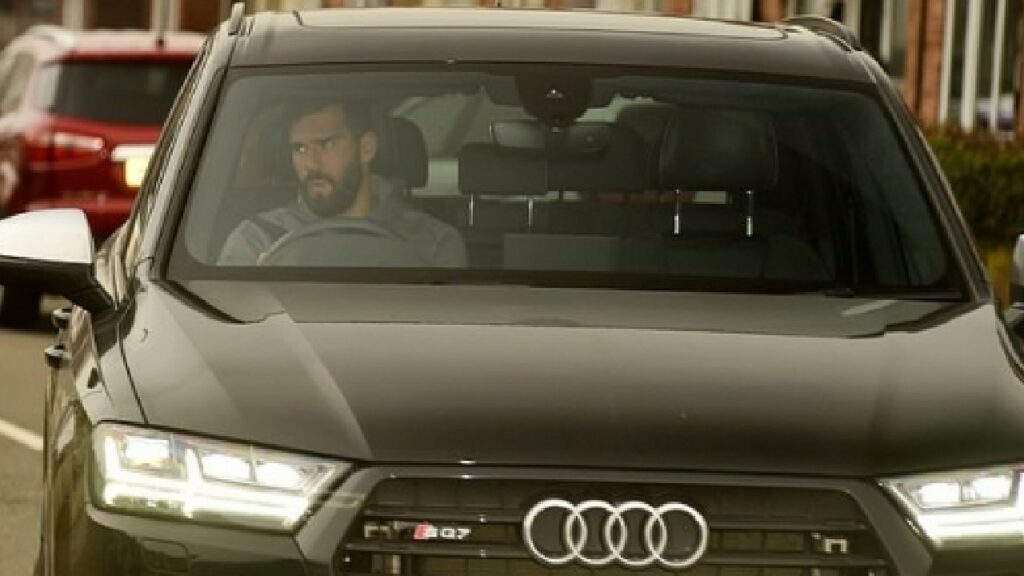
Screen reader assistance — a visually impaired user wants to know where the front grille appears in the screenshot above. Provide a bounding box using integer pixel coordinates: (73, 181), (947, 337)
(337, 479), (892, 576)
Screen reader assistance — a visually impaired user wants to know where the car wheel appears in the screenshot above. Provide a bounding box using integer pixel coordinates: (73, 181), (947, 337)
(0, 285), (41, 328)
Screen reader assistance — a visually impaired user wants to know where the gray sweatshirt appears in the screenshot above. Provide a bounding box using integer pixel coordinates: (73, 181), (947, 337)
(218, 176), (467, 267)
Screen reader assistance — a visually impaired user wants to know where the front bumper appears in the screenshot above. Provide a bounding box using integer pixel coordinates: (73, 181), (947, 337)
(64, 467), (1024, 576)
(74, 505), (307, 575)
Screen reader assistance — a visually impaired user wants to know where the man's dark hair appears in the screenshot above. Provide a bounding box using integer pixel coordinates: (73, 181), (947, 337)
(286, 97), (375, 137)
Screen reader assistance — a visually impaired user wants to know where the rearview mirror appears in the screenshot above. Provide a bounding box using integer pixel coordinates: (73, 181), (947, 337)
(0, 209), (112, 314)
(491, 120), (545, 151)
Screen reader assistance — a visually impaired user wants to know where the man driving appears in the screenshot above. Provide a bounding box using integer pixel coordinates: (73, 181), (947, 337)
(218, 99), (467, 267)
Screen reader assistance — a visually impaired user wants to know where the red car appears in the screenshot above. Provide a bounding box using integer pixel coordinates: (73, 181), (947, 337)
(0, 25), (203, 324)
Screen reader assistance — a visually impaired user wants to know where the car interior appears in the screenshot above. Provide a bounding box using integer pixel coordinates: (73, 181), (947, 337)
(181, 69), (950, 291)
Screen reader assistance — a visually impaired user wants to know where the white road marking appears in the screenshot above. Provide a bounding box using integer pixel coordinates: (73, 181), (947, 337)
(0, 418), (42, 452)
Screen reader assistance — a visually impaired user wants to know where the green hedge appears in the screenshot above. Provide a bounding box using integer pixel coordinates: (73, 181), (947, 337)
(927, 131), (1024, 245)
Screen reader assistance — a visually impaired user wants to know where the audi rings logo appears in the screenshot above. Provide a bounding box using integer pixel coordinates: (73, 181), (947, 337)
(522, 498), (709, 570)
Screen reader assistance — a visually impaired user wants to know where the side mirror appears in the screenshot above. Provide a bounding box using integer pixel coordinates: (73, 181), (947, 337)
(0, 209), (112, 314)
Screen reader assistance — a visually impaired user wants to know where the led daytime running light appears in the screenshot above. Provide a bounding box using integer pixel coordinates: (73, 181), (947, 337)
(94, 424), (346, 532)
(881, 466), (1024, 549)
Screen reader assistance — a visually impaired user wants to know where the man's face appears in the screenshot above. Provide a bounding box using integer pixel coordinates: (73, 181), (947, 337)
(289, 106), (363, 217)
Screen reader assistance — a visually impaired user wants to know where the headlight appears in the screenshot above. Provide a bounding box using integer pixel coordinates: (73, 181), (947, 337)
(880, 465), (1024, 549)
(93, 423), (348, 532)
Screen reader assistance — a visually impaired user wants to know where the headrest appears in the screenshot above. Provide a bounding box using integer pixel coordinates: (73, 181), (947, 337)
(373, 117), (428, 188)
(458, 123), (646, 196)
(459, 143), (547, 196)
(616, 102), (675, 187)
(617, 103), (675, 149)
(659, 108), (778, 191)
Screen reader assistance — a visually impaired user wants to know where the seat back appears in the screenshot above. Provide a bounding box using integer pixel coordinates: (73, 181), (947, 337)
(457, 122), (646, 271)
(657, 108), (829, 281)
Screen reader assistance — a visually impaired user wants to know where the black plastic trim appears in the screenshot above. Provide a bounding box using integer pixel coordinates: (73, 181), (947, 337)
(0, 257), (111, 314)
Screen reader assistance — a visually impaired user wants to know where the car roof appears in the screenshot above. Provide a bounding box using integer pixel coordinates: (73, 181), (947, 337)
(24, 26), (205, 59)
(229, 8), (871, 84)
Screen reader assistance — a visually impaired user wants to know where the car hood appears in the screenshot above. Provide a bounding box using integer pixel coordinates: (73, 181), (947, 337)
(120, 281), (1024, 476)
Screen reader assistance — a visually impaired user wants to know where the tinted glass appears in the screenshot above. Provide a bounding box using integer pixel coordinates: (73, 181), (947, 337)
(172, 65), (962, 298)
(46, 60), (191, 124)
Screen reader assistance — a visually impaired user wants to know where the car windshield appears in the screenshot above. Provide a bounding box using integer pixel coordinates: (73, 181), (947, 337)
(171, 64), (962, 298)
(40, 60), (191, 125)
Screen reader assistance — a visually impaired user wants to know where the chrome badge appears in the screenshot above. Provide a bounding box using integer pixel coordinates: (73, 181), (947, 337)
(413, 522), (472, 541)
(522, 499), (709, 569)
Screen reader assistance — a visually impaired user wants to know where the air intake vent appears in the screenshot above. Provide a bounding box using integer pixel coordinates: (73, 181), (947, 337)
(336, 479), (892, 576)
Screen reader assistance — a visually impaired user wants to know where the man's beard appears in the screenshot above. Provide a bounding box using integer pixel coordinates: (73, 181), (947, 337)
(300, 162), (363, 218)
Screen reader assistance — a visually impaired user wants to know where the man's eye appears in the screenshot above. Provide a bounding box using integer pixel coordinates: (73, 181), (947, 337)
(291, 144), (307, 155)
(322, 137), (337, 150)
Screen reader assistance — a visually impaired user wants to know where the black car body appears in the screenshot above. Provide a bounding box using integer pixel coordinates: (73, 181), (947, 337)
(2, 5), (1022, 576)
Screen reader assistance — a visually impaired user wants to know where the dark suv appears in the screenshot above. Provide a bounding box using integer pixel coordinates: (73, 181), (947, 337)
(1, 5), (1021, 575)
(0, 25), (203, 324)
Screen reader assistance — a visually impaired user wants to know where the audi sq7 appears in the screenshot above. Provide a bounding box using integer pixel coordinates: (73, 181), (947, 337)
(0, 5), (1022, 576)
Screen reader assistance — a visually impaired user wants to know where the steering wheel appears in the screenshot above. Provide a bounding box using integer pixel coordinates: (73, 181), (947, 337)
(257, 218), (429, 267)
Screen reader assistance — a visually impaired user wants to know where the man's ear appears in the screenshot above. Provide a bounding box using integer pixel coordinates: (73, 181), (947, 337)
(359, 131), (378, 164)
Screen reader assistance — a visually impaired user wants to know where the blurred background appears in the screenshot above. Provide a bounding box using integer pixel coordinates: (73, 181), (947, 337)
(1, 0), (1021, 137)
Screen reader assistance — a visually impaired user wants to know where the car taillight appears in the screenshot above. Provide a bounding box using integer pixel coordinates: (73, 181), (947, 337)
(24, 130), (106, 167)
(112, 144), (155, 189)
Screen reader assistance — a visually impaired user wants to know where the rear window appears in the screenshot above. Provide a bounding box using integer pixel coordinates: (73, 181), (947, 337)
(39, 60), (191, 125)
(170, 64), (963, 298)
